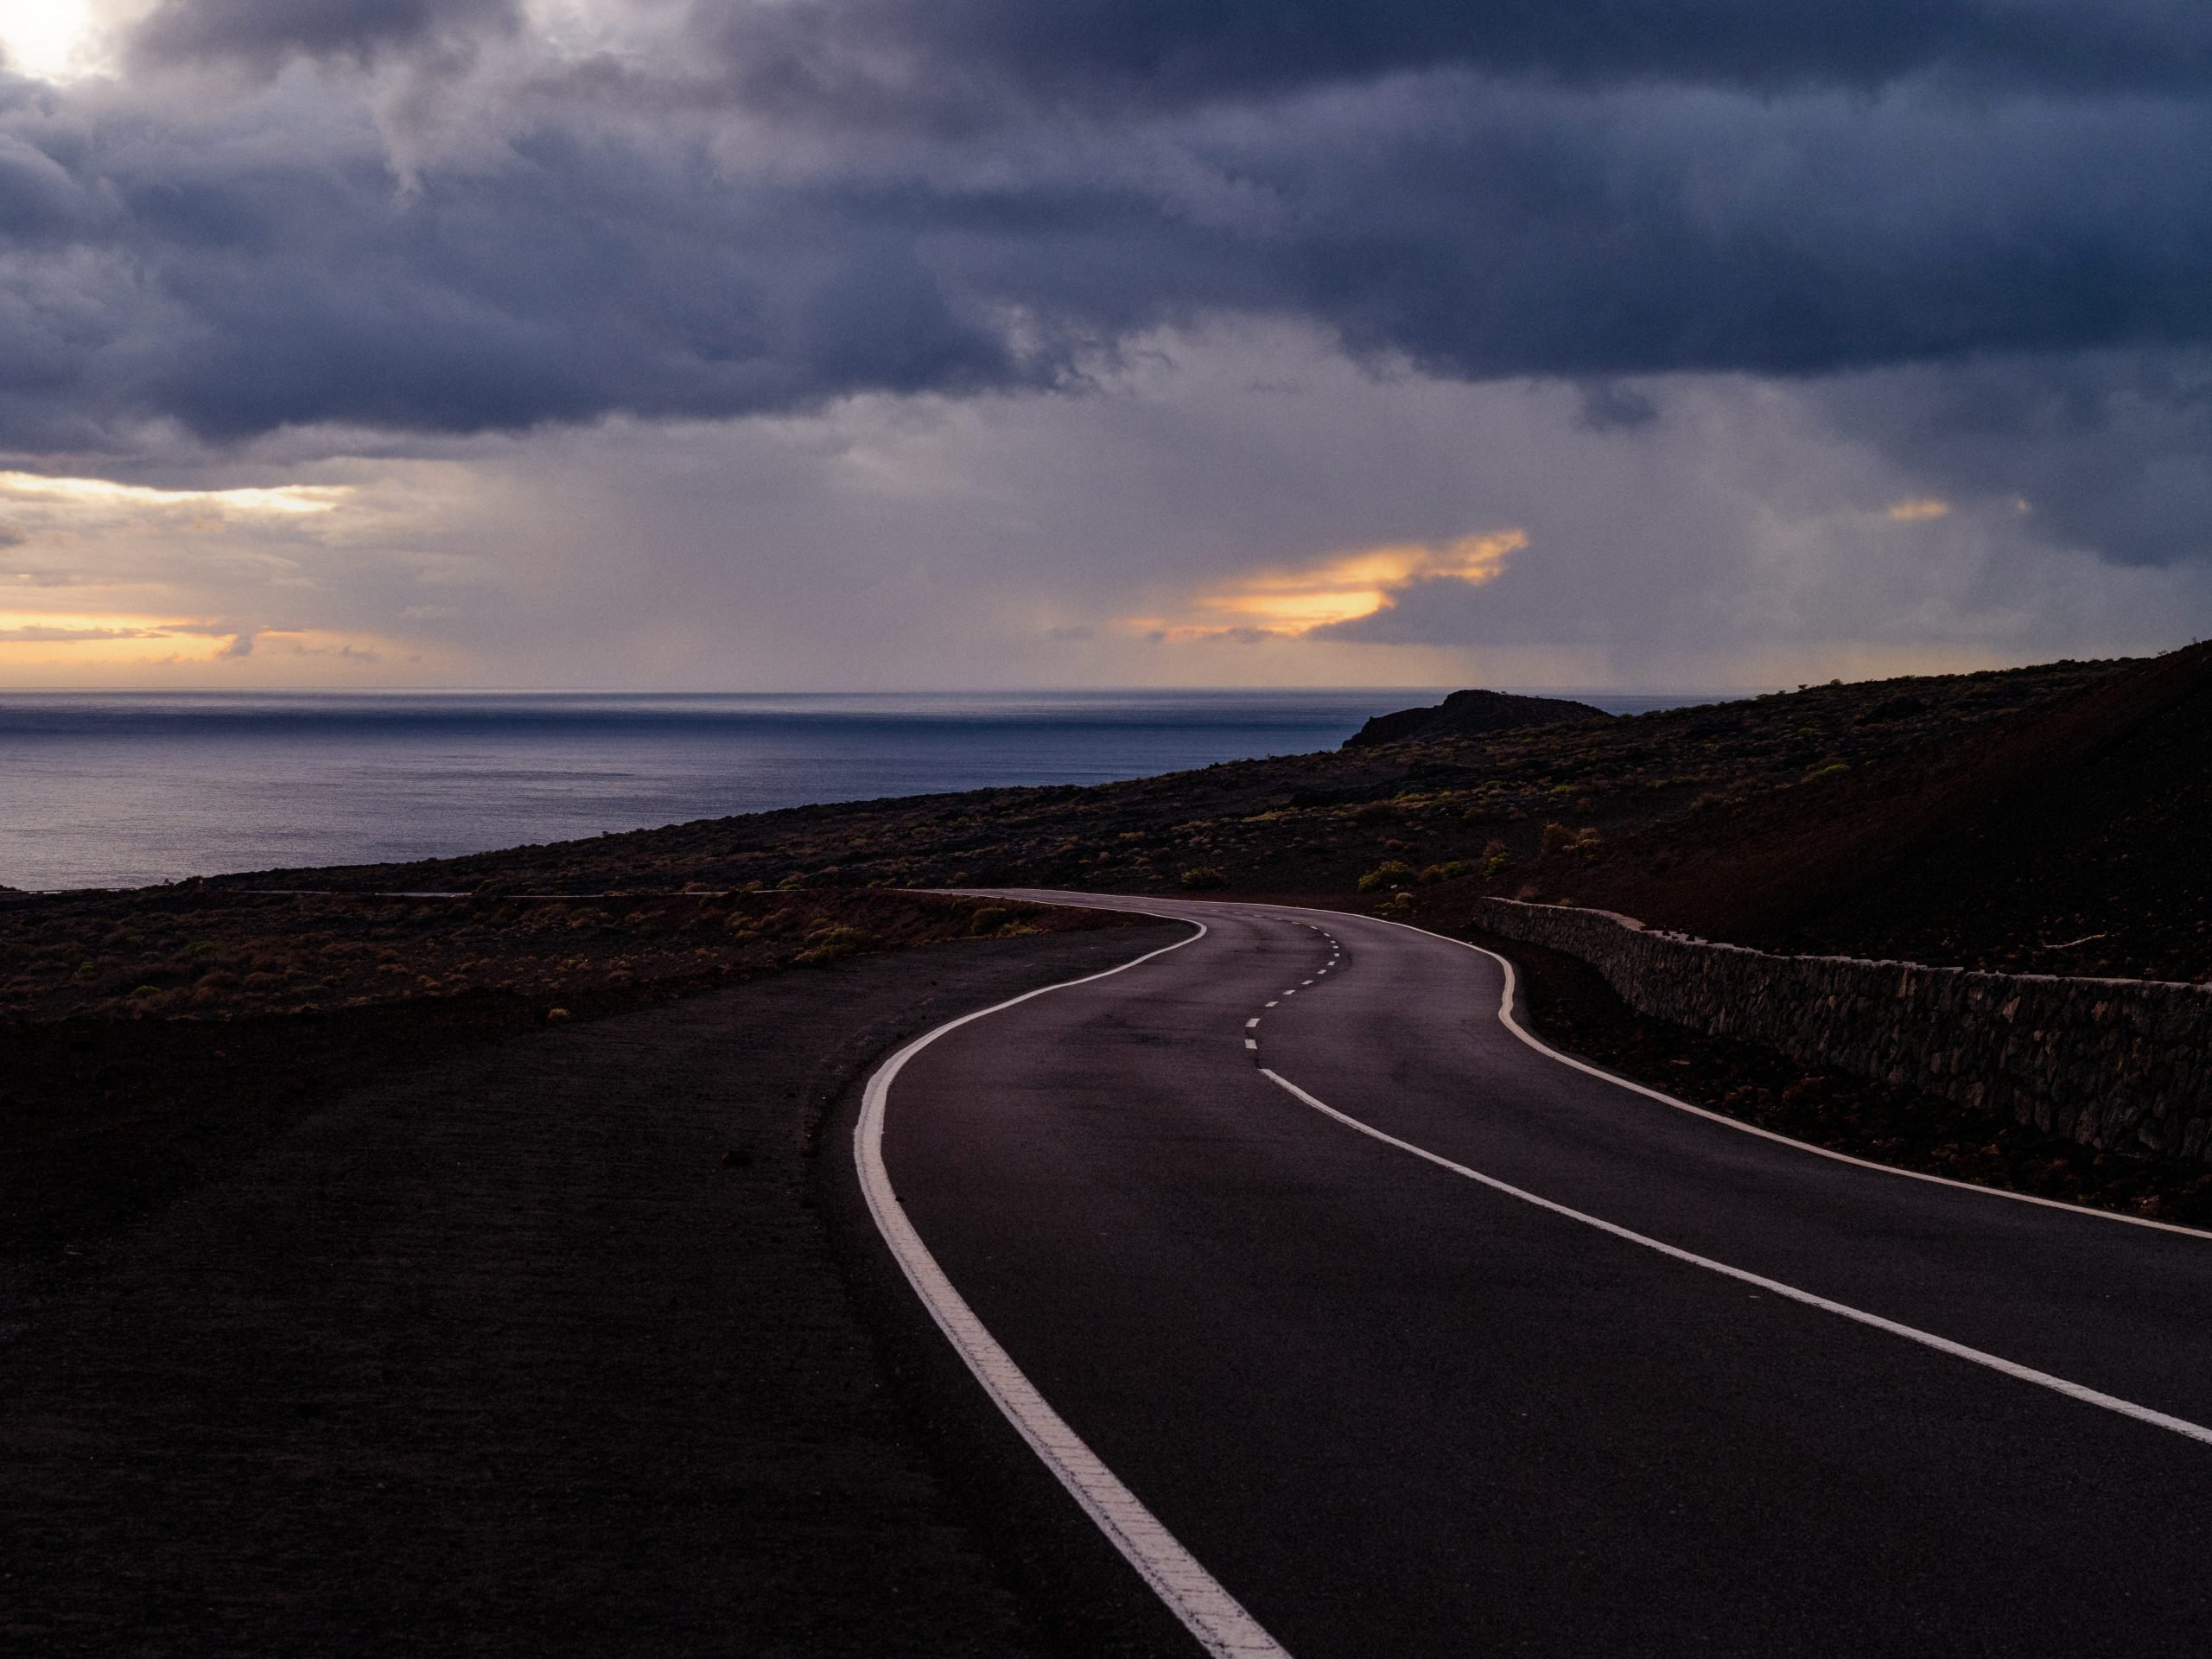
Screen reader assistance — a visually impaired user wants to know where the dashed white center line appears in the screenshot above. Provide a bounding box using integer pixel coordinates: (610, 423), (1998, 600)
(1265, 1001), (1279, 1007)
(1246, 1018), (1261, 1028)
(1282, 989), (1297, 996)
(1244, 1038), (1259, 1050)
(1301, 980), (1314, 987)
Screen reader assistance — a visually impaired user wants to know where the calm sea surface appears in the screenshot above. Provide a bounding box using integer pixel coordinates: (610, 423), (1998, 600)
(0, 690), (1713, 891)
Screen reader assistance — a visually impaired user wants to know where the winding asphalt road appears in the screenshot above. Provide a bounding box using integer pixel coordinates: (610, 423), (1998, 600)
(865, 893), (2212, 1656)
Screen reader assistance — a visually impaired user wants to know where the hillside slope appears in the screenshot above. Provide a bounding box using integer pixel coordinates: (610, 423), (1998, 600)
(1559, 644), (2212, 981)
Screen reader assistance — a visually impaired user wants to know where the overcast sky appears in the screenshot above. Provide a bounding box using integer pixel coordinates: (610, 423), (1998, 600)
(1, 0), (2208, 690)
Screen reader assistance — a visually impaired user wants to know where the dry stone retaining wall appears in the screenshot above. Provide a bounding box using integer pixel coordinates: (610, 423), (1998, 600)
(1470, 898), (2212, 1163)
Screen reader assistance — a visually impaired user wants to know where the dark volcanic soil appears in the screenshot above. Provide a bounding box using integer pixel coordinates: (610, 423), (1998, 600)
(0, 925), (1178, 1658)
(1549, 641), (2212, 980)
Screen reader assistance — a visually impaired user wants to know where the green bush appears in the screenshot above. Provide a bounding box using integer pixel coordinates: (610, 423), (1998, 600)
(1179, 867), (1227, 891)
(1541, 823), (1603, 860)
(1357, 859), (1415, 893)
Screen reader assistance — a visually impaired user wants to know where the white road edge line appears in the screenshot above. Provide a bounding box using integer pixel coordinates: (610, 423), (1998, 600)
(1259, 1066), (2212, 1449)
(856, 923), (1290, 1659)
(1333, 908), (2212, 1243)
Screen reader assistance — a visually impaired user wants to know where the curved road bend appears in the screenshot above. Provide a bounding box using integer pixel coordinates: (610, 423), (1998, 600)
(873, 892), (2212, 1657)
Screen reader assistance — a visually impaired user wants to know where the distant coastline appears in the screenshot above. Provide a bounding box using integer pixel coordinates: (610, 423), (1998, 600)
(0, 687), (1729, 892)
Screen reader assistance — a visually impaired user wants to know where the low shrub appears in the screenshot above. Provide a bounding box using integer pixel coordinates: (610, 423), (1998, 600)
(1357, 859), (1415, 893)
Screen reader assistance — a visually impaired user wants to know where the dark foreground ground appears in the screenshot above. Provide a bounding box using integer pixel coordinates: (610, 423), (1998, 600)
(10, 897), (2211, 1656)
(0, 925), (1179, 1659)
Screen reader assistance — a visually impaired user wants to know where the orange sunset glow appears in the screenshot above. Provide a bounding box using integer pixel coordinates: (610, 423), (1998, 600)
(1135, 531), (1527, 641)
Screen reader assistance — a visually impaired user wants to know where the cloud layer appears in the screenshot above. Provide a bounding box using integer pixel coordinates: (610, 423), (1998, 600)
(0, 3), (2207, 459)
(0, 1), (2208, 686)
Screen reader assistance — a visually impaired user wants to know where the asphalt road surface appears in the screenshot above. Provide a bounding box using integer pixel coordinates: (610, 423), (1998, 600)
(866, 893), (2212, 1657)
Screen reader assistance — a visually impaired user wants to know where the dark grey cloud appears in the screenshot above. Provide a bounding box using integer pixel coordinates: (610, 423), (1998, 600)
(129, 0), (518, 73)
(1817, 352), (2212, 567)
(699, 0), (2212, 126)
(9, 74), (2212, 455)
(1573, 380), (1661, 432)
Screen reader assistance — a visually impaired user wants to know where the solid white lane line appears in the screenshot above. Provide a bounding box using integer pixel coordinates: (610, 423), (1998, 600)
(859, 925), (1288, 1659)
(1323, 908), (2212, 1244)
(1260, 1067), (2212, 1451)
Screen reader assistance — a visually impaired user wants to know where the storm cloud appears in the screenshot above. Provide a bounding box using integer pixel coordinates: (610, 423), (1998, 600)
(702, 0), (2212, 121)
(0, 1), (2204, 463)
(128, 0), (519, 72)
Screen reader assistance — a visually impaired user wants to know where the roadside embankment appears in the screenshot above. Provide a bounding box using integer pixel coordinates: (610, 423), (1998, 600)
(1471, 898), (2212, 1163)
(0, 925), (1170, 1658)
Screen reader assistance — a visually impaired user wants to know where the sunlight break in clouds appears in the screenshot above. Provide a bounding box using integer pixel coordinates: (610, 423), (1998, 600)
(1140, 532), (1527, 642)
(0, 609), (239, 665)
(0, 1), (114, 83)
(0, 474), (349, 518)
(1887, 499), (1954, 522)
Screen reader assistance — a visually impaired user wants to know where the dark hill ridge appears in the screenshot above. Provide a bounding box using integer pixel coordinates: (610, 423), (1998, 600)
(1556, 641), (2212, 982)
(1344, 688), (1611, 748)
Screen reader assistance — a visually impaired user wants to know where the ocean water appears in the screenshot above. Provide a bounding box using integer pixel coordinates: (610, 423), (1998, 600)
(0, 689), (1713, 892)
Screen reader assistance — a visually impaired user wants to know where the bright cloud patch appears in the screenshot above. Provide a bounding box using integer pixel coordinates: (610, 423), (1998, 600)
(0, 474), (349, 522)
(1141, 531), (1526, 641)
(0, 0), (106, 82)
(0, 610), (237, 660)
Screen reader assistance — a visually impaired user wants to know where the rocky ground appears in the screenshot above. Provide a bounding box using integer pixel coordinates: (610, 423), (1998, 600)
(1, 925), (1181, 1659)
(0, 891), (1120, 1280)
